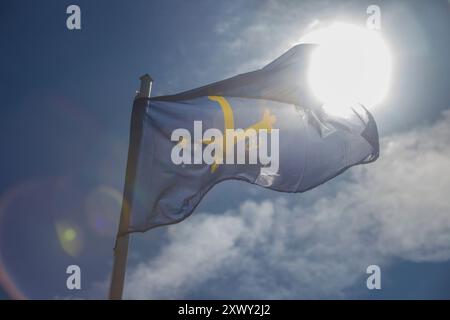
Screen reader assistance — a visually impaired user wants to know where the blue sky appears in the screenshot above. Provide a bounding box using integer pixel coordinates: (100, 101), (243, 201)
(0, 0), (449, 299)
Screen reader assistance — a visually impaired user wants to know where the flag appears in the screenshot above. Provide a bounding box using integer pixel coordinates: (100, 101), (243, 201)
(121, 44), (379, 234)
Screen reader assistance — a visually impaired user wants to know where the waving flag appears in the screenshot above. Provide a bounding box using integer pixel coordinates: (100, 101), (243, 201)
(121, 44), (379, 234)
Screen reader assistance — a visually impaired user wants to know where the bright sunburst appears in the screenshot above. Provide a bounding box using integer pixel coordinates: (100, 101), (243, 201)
(303, 22), (392, 116)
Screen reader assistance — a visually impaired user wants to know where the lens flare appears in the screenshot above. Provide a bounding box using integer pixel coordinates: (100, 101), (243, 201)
(63, 228), (77, 241)
(85, 186), (122, 237)
(56, 223), (82, 257)
(0, 177), (118, 299)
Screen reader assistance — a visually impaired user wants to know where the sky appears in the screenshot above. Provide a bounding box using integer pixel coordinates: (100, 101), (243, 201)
(0, 0), (449, 299)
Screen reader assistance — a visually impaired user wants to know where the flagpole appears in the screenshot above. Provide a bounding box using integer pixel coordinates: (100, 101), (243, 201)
(108, 74), (153, 300)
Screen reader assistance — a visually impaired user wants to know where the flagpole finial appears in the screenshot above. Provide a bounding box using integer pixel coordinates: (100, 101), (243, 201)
(137, 74), (153, 98)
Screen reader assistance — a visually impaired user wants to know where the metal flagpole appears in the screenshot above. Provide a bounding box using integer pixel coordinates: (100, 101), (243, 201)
(108, 74), (153, 300)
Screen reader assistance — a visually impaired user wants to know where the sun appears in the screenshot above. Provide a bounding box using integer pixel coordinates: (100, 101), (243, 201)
(302, 22), (392, 116)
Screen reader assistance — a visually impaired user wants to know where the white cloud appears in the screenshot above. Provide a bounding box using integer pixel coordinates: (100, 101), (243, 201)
(209, 1), (322, 77)
(124, 110), (450, 299)
(125, 214), (245, 299)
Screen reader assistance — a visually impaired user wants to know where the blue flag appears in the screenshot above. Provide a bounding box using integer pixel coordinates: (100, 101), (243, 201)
(122, 44), (379, 234)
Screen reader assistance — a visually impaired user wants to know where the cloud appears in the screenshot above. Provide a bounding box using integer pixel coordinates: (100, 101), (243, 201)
(209, 0), (343, 77)
(203, 1), (316, 80)
(124, 110), (450, 299)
